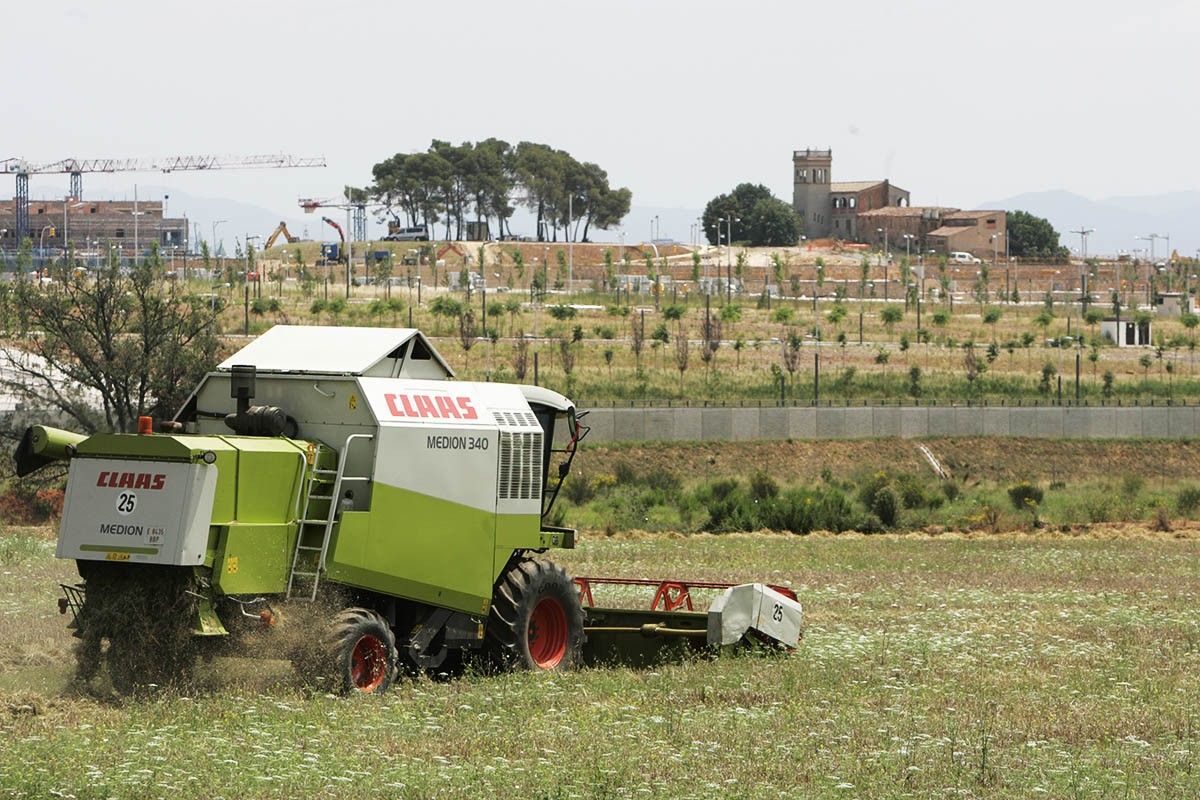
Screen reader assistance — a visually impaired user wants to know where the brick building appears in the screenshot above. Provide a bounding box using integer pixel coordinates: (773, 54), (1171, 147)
(792, 148), (910, 239)
(0, 199), (189, 257)
(925, 210), (1006, 258)
(854, 206), (1007, 259)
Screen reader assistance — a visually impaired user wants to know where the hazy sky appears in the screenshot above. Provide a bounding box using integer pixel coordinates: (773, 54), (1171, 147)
(6, 0), (1199, 240)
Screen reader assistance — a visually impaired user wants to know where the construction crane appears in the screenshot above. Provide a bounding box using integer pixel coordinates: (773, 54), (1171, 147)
(263, 221), (300, 250)
(3, 154), (326, 243)
(299, 194), (368, 243)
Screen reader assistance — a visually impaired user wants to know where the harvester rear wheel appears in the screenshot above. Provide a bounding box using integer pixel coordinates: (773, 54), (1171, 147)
(486, 558), (584, 671)
(327, 607), (397, 694)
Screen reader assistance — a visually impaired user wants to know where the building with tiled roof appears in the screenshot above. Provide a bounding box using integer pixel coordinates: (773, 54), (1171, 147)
(792, 149), (910, 240)
(791, 149), (1004, 256)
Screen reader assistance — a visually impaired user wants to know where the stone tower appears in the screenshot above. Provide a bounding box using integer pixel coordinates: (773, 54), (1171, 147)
(792, 148), (832, 238)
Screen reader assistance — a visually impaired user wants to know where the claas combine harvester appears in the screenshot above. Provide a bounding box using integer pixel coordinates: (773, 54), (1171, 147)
(17, 327), (802, 694)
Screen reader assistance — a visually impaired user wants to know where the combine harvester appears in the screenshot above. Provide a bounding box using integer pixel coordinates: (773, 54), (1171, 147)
(17, 327), (801, 694)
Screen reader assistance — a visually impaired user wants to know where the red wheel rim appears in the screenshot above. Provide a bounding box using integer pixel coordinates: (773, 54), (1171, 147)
(528, 596), (568, 669)
(350, 634), (388, 692)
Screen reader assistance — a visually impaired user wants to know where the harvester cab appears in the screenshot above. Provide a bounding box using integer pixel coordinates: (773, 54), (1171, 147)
(19, 325), (801, 695)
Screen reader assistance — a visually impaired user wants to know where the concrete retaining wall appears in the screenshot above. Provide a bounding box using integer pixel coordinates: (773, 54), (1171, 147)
(581, 405), (1200, 443)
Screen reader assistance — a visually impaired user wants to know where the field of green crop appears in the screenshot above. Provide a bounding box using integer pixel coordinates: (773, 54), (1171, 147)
(2, 526), (1198, 798)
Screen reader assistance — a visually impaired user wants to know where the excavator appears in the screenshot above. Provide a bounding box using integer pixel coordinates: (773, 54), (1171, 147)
(263, 221), (299, 250)
(319, 216), (348, 265)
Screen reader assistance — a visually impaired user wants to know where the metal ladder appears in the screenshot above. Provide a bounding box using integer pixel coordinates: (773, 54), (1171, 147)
(286, 434), (374, 601)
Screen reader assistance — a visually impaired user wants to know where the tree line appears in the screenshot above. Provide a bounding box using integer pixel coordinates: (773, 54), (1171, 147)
(370, 140), (632, 243)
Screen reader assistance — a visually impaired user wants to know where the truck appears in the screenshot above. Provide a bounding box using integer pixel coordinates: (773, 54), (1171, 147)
(18, 326), (802, 694)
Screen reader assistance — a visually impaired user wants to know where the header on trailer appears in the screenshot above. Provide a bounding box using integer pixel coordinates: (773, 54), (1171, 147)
(217, 325), (455, 379)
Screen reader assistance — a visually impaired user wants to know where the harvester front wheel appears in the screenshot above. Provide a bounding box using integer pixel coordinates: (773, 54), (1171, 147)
(327, 608), (397, 694)
(487, 558), (584, 671)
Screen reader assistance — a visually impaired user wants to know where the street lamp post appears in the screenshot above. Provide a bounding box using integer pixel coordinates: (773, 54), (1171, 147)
(1137, 233), (1163, 304)
(212, 220), (227, 280)
(722, 216), (739, 303)
(37, 225), (53, 277)
(901, 234), (915, 309)
(245, 233), (260, 297)
(876, 227), (888, 301)
(567, 194), (573, 291)
(990, 233), (1004, 301)
(1005, 231), (1011, 303)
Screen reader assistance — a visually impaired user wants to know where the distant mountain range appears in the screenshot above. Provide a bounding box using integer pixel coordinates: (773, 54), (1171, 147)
(977, 189), (1199, 260)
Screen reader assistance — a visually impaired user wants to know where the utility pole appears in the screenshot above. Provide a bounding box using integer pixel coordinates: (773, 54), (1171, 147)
(1071, 227), (1094, 311)
(567, 194), (573, 291)
(1137, 233), (1162, 305)
(133, 185), (140, 266)
(722, 216), (739, 304)
(346, 206), (353, 298)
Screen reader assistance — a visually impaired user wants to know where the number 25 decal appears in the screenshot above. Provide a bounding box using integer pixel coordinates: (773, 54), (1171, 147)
(116, 491), (137, 515)
(771, 603), (783, 623)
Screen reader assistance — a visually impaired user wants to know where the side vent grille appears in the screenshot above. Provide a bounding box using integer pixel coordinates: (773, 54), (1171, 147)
(494, 410), (540, 428)
(498, 430), (542, 500)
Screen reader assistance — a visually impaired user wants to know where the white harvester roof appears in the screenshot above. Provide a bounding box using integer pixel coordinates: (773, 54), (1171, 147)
(218, 326), (455, 378)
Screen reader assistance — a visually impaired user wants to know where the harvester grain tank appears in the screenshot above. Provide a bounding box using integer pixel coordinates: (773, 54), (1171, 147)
(19, 326), (802, 694)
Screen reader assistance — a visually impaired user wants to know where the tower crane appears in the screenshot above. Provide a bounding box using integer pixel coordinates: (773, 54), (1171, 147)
(299, 192), (370, 243)
(3, 154), (326, 243)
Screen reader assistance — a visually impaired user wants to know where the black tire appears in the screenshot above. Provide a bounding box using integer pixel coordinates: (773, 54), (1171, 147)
(487, 558), (585, 671)
(325, 607), (398, 694)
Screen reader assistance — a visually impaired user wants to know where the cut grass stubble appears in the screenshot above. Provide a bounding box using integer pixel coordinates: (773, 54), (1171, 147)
(1, 529), (1198, 797)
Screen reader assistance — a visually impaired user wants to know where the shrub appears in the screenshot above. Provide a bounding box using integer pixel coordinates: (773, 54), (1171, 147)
(613, 460), (637, 485)
(757, 487), (855, 534)
(0, 483), (63, 524)
(1085, 494), (1115, 523)
(895, 473), (932, 509)
(1121, 474), (1145, 501)
(562, 472), (595, 505)
(1007, 481), (1044, 512)
(643, 469), (681, 494)
(941, 480), (961, 501)
(1153, 505), (1172, 533)
(871, 485), (901, 528)
(749, 470), (779, 501)
(591, 473), (617, 494)
(856, 470), (891, 509)
(1176, 485), (1200, 515)
(696, 479), (755, 532)
(853, 512), (886, 535)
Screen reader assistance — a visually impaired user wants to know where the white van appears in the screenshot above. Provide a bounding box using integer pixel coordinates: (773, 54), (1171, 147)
(950, 251), (982, 264)
(385, 226), (429, 242)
